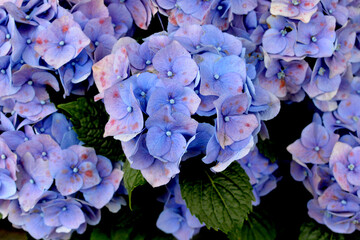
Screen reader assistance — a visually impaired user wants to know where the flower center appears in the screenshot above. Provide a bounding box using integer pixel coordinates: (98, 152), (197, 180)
(348, 164), (355, 171)
(314, 146), (320, 151)
(42, 152), (47, 156)
(94, 41), (99, 46)
(292, 0), (300, 5)
(145, 60), (151, 65)
(224, 116), (230, 122)
(29, 179), (35, 184)
(318, 67), (326, 76)
(59, 41), (65, 46)
(5, 34), (10, 39)
(26, 39), (32, 44)
(341, 200), (347, 205)
(214, 74), (220, 80)
(0, 69), (5, 74)
(1, 154), (6, 160)
(169, 99), (175, 104)
(277, 71), (286, 79)
(73, 167), (79, 173)
(166, 131), (172, 137)
(27, 80), (33, 85)
(127, 106), (133, 113)
(311, 36), (317, 42)
(167, 71), (173, 77)
(217, 5), (223, 10)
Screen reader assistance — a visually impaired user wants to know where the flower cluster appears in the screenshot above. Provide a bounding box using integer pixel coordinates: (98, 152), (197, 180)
(0, 112), (123, 239)
(288, 112), (360, 234)
(0, 0), (357, 238)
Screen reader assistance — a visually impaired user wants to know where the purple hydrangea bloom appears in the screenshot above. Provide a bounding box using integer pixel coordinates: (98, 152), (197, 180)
(156, 178), (204, 239)
(259, 58), (308, 99)
(262, 15), (297, 56)
(122, 134), (180, 187)
(145, 107), (198, 163)
(105, 0), (153, 30)
(303, 58), (341, 102)
(324, 24), (357, 78)
(287, 114), (339, 164)
(330, 142), (360, 192)
(49, 146), (101, 196)
(34, 15), (90, 69)
(16, 152), (53, 211)
(152, 40), (198, 86)
(72, 0), (110, 28)
(198, 52), (246, 96)
(321, 0), (349, 26)
(146, 82), (200, 116)
(4, 64), (60, 122)
(83, 17), (116, 61)
(42, 198), (86, 232)
(214, 93), (259, 148)
(58, 50), (93, 97)
(81, 156), (123, 209)
(294, 12), (336, 58)
(103, 80), (143, 141)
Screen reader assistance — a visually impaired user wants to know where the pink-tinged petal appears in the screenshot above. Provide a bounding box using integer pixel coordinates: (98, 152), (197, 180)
(293, 6), (318, 23)
(64, 27), (90, 56)
(69, 145), (97, 165)
(325, 52), (347, 79)
(333, 162), (352, 191)
(225, 114), (258, 142)
(78, 161), (101, 189)
(92, 48), (129, 96)
(171, 57), (198, 86)
(105, 168), (123, 190)
(178, 87), (201, 115)
(14, 100), (42, 117)
(141, 160), (178, 187)
(18, 182), (43, 211)
(55, 172), (83, 196)
(270, 2), (299, 17)
(126, 0), (147, 29)
(329, 142), (352, 168)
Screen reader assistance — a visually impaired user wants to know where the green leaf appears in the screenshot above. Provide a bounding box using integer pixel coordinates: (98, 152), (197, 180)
(257, 138), (277, 163)
(299, 221), (345, 240)
(123, 160), (147, 210)
(90, 228), (110, 240)
(228, 211), (276, 240)
(180, 160), (254, 234)
(57, 97), (125, 162)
